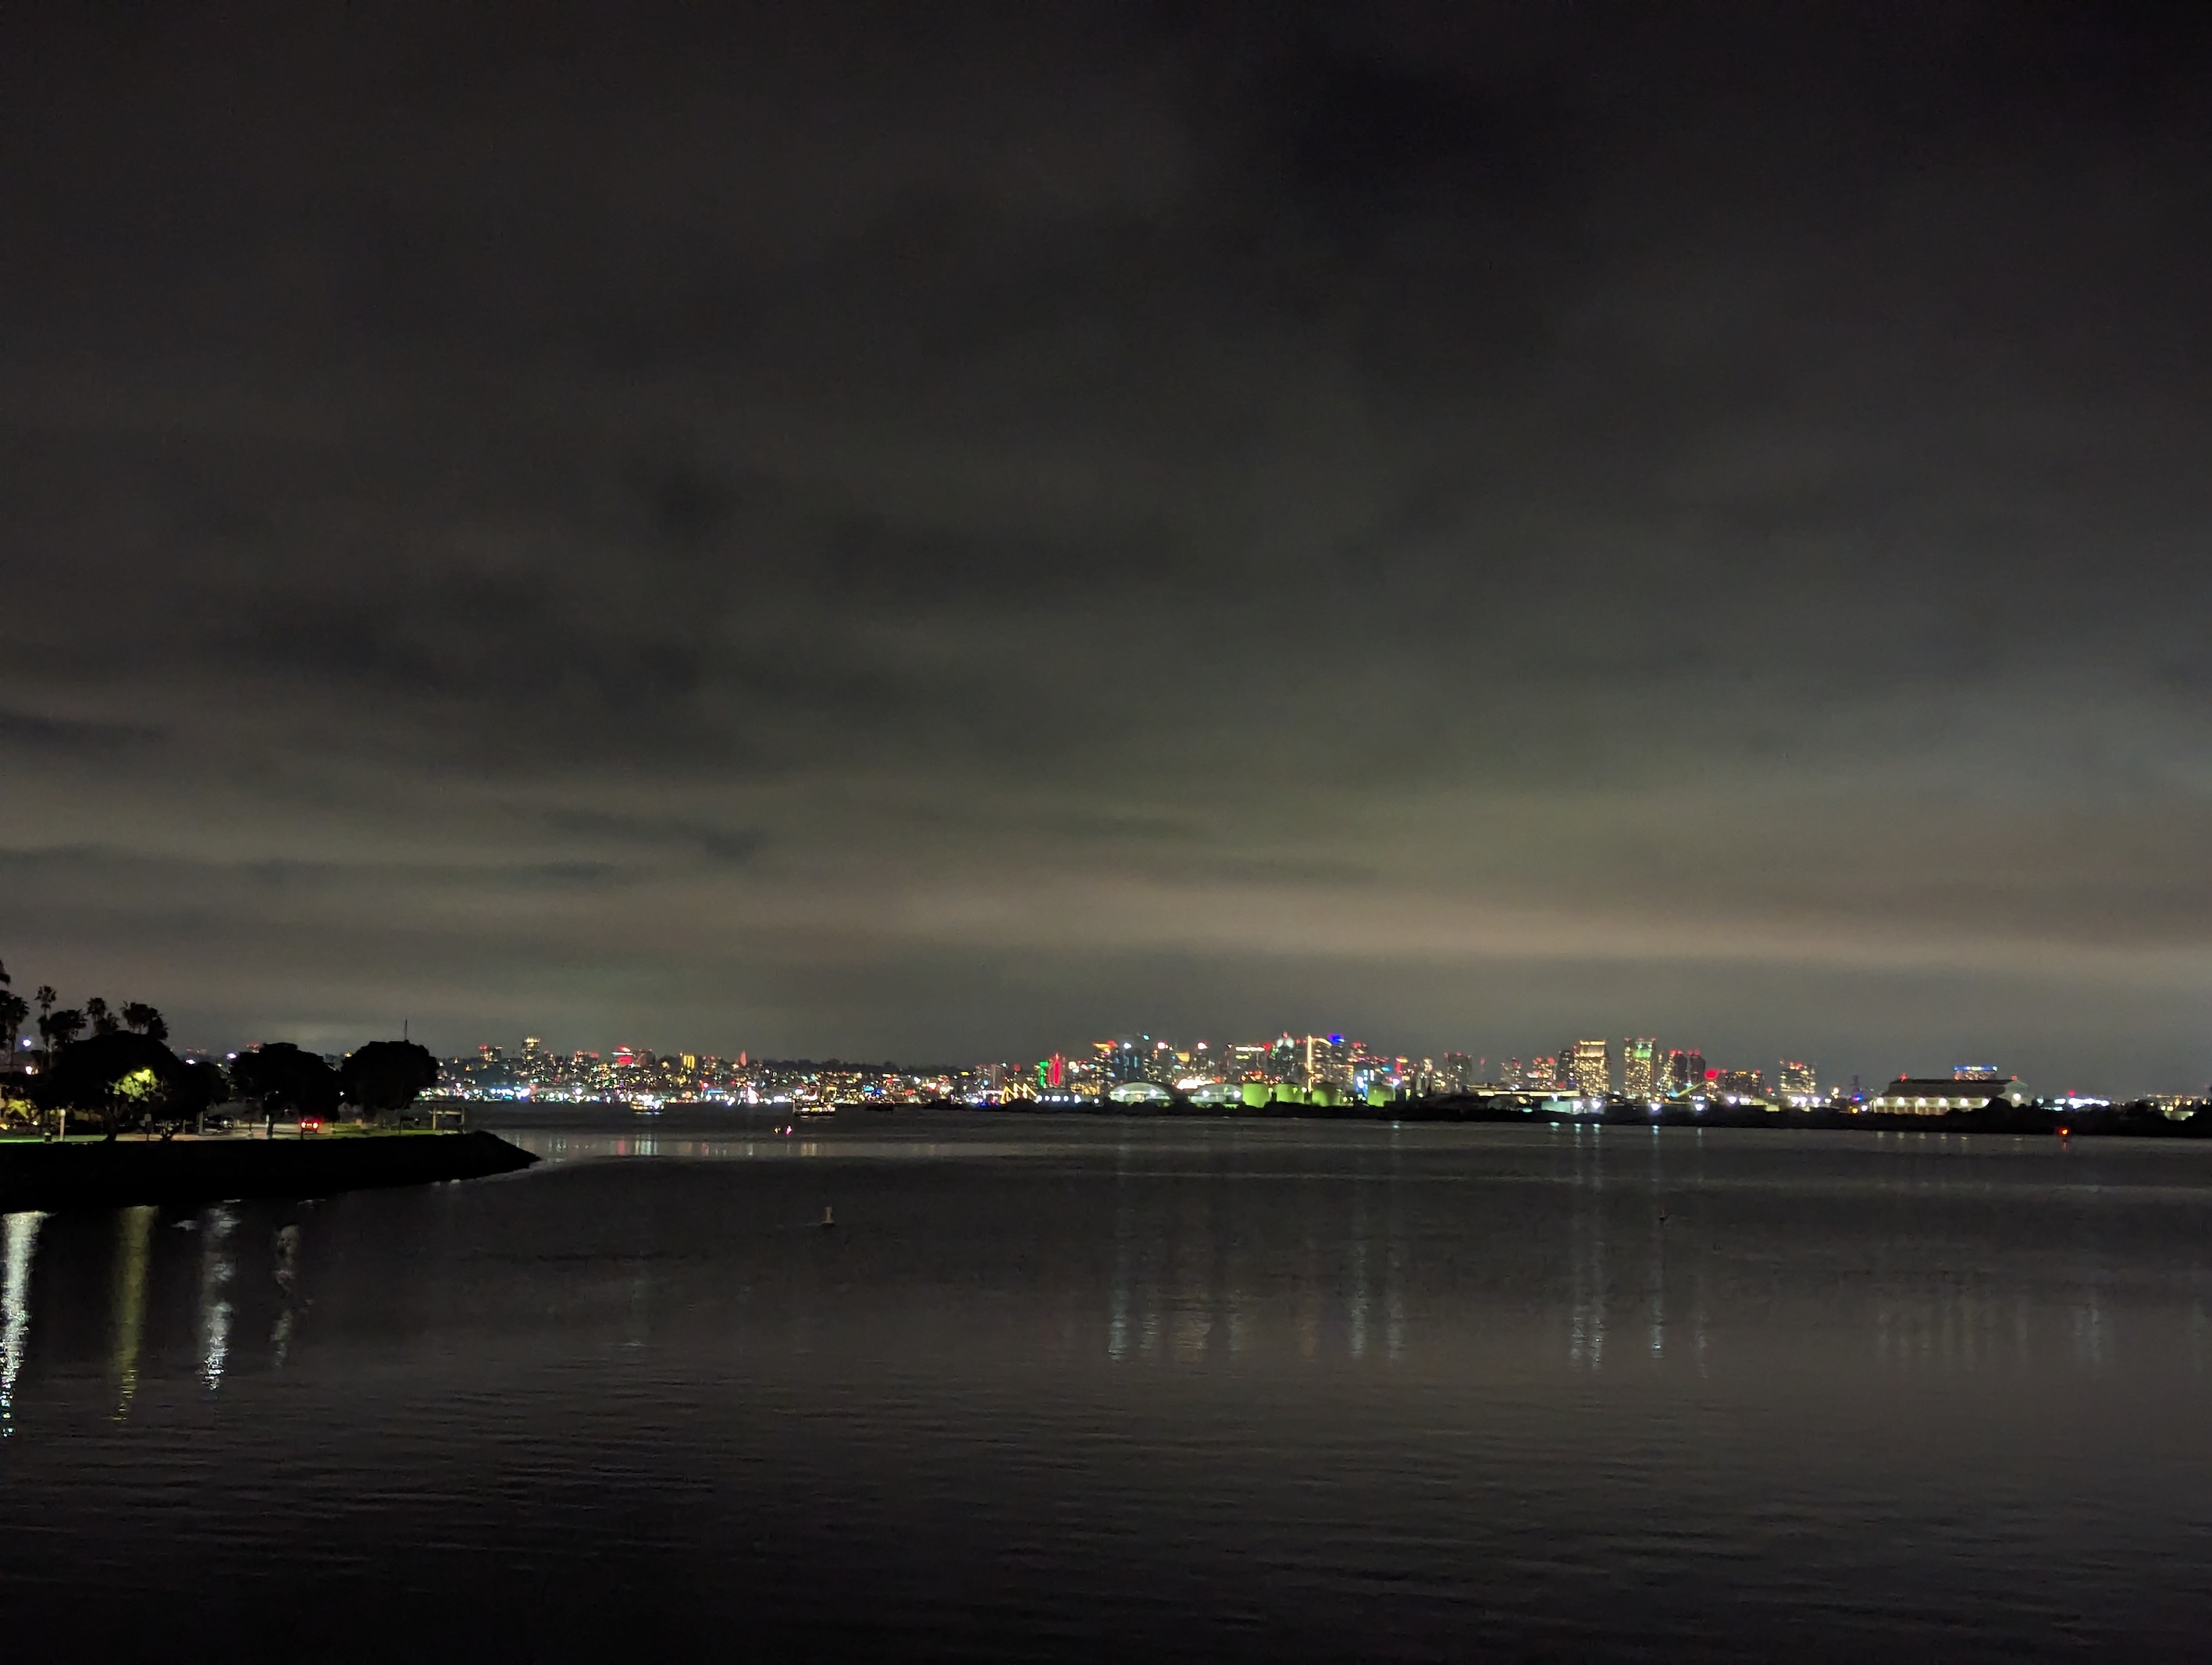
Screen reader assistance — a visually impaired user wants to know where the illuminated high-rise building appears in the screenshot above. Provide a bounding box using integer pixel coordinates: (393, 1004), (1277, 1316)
(1622, 1037), (1658, 1097)
(1524, 1055), (1558, 1091)
(1101, 1037), (1148, 1083)
(1571, 1039), (1611, 1096)
(1663, 1049), (1704, 1094)
(1777, 1060), (1817, 1099)
(1145, 1038), (1179, 1085)
(1302, 1034), (1351, 1089)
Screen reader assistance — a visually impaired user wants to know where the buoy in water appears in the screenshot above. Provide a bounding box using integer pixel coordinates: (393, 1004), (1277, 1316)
(821, 1206), (836, 1229)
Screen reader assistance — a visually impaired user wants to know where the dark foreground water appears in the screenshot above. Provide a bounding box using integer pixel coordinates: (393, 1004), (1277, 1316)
(5, 1114), (2212, 1660)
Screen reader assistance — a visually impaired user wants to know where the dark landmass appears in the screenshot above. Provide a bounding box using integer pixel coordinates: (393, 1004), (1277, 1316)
(953, 1094), (2208, 1139)
(0, 1129), (539, 1212)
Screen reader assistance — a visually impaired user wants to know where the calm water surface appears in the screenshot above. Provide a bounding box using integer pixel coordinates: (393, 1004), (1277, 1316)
(4, 1113), (2212, 1659)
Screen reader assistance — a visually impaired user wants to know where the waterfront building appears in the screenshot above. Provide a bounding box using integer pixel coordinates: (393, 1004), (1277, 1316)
(1868, 1076), (2032, 1114)
(1107, 1080), (1171, 1105)
(1777, 1060), (1818, 1100)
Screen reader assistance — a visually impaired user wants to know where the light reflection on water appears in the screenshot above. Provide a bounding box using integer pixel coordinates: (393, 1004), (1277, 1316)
(1, 1117), (2211, 1659)
(198, 1204), (236, 1393)
(1, 1208), (42, 1436)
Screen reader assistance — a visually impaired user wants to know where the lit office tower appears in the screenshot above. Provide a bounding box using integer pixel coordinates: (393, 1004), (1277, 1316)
(1101, 1037), (1149, 1083)
(1777, 1060), (1816, 1099)
(1302, 1034), (1351, 1090)
(1622, 1037), (1658, 1097)
(1664, 1048), (1705, 1093)
(1525, 1055), (1557, 1091)
(1571, 1039), (1611, 1096)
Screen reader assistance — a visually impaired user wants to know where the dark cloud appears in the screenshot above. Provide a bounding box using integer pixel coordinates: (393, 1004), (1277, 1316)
(4, 2), (2212, 1089)
(0, 710), (165, 757)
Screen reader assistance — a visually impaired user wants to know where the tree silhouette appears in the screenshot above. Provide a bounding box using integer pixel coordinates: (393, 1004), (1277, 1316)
(0, 990), (25, 1065)
(41, 1007), (85, 1056)
(339, 1040), (440, 1122)
(168, 1058), (229, 1132)
(119, 1001), (167, 1041)
(229, 1043), (340, 1126)
(84, 996), (118, 1036)
(30, 1029), (197, 1136)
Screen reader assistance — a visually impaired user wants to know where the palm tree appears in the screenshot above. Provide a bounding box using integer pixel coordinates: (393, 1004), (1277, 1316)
(0, 990), (25, 1063)
(120, 1002), (168, 1042)
(85, 996), (116, 1036)
(31, 987), (56, 1066)
(41, 1008), (85, 1055)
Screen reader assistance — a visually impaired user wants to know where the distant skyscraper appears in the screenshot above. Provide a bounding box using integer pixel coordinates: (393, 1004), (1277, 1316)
(1571, 1039), (1611, 1096)
(1102, 1037), (1148, 1083)
(1302, 1034), (1351, 1089)
(1777, 1060), (1817, 1098)
(1622, 1037), (1658, 1097)
(1663, 1049), (1705, 1094)
(1525, 1055), (1558, 1091)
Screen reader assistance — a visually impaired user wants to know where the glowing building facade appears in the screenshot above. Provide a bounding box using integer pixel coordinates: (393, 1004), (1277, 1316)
(1570, 1039), (1611, 1096)
(1622, 1037), (1658, 1098)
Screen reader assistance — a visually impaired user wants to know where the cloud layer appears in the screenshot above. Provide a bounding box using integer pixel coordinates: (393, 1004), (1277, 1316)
(6, 2), (2212, 1088)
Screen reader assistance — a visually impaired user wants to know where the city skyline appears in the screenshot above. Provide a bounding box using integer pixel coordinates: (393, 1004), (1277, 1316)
(432, 1024), (2171, 1108)
(9, 952), (2179, 1098)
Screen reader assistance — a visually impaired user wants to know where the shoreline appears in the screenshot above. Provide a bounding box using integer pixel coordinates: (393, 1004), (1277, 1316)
(452, 1094), (2209, 1140)
(0, 1128), (539, 1212)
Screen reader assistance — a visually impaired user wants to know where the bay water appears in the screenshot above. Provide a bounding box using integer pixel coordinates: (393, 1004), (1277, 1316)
(4, 1113), (2210, 1659)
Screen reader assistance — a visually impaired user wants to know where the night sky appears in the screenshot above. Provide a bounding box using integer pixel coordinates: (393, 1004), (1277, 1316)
(7, 4), (2212, 1090)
